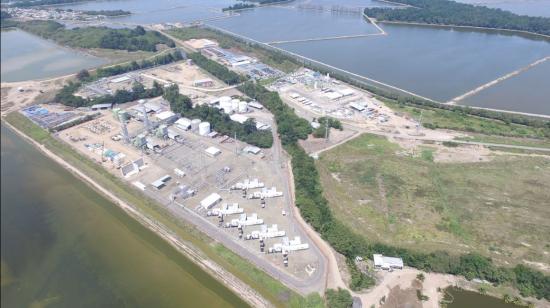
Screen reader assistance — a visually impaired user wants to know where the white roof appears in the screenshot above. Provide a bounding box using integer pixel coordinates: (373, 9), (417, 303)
(201, 193), (222, 209)
(373, 254), (404, 268)
(289, 92), (300, 99)
(230, 114), (249, 124)
(111, 76), (130, 83)
(339, 88), (355, 96)
(205, 146), (221, 156)
(155, 110), (175, 120)
(175, 117), (191, 127)
(349, 102), (366, 111)
(324, 92), (343, 100)
(193, 78), (213, 84)
(248, 102), (263, 109)
(243, 146), (261, 154)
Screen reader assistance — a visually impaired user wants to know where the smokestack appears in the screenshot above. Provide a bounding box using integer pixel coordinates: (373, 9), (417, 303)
(119, 113), (130, 143)
(140, 99), (151, 131)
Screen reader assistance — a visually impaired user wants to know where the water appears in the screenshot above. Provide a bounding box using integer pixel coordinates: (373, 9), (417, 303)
(1, 29), (106, 82)
(445, 287), (525, 308)
(0, 124), (248, 308)
(263, 23), (550, 103)
(462, 59), (550, 114)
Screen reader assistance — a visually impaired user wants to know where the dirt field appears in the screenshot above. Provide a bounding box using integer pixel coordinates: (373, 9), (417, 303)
(317, 133), (550, 271)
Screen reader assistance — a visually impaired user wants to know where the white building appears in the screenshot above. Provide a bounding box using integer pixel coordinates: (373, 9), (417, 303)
(373, 254), (403, 270)
(205, 146), (221, 157)
(200, 193), (222, 209)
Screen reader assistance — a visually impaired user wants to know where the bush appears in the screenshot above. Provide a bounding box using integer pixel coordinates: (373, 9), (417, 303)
(325, 288), (353, 308)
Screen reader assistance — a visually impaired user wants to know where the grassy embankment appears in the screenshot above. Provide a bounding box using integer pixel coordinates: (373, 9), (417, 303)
(167, 27), (300, 73)
(317, 133), (550, 268)
(382, 99), (550, 140)
(3, 112), (323, 308)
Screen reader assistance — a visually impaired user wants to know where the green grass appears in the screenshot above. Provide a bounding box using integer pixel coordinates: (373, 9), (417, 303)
(317, 133), (550, 268)
(168, 27), (300, 73)
(456, 134), (550, 149)
(4, 112), (316, 308)
(383, 99), (550, 139)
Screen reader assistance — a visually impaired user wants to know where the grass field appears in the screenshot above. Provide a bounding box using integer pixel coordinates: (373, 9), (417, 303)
(3, 112), (321, 308)
(317, 133), (550, 270)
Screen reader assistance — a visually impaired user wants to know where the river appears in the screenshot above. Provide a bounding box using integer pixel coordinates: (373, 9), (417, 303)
(0, 29), (106, 82)
(0, 124), (248, 308)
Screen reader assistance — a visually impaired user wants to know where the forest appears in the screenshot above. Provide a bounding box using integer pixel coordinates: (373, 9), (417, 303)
(16, 21), (174, 51)
(222, 3), (255, 12)
(364, 0), (550, 36)
(188, 52), (245, 85)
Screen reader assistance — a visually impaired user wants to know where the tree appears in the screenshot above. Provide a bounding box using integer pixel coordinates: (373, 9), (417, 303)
(76, 69), (90, 81)
(416, 273), (425, 282)
(325, 288), (353, 308)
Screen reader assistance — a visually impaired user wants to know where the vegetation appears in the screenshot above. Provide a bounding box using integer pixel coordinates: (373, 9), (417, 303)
(416, 290), (429, 301)
(55, 80), (164, 107)
(346, 258), (375, 291)
(16, 21), (174, 51)
(163, 84), (273, 148)
(1, 10), (11, 19)
(238, 82), (312, 144)
(168, 27), (300, 73)
(325, 288), (353, 308)
(4, 112), (311, 308)
(188, 52), (245, 85)
(242, 0), (293, 4)
(222, 3), (255, 12)
(9, 0), (94, 7)
(312, 116), (343, 138)
(81, 10), (131, 16)
(364, 0), (550, 36)
(94, 50), (183, 79)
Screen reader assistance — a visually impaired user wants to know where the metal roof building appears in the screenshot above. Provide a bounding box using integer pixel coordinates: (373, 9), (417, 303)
(373, 254), (404, 270)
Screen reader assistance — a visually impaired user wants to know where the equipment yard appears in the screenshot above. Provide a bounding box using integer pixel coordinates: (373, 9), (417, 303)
(47, 60), (325, 293)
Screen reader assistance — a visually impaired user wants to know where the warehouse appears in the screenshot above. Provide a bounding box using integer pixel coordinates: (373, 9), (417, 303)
(200, 193), (222, 209)
(373, 254), (403, 270)
(205, 146), (221, 157)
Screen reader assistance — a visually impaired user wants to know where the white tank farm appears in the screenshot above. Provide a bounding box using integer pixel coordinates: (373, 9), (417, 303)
(198, 122), (211, 136)
(191, 119), (201, 131)
(220, 96), (233, 114)
(238, 101), (248, 113)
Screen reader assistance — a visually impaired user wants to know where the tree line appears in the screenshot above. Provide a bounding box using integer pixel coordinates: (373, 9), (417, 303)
(240, 81), (550, 300)
(9, 0), (95, 7)
(364, 0), (550, 36)
(16, 21), (175, 52)
(163, 84), (273, 148)
(222, 3), (255, 12)
(55, 81), (164, 108)
(81, 10), (131, 17)
(188, 52), (246, 85)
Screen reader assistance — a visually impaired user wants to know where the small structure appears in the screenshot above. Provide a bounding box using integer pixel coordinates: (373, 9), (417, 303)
(349, 102), (366, 112)
(155, 110), (177, 124)
(111, 75), (131, 83)
(205, 146), (221, 157)
(248, 101), (263, 110)
(175, 117), (192, 131)
(151, 175), (172, 190)
(230, 114), (249, 124)
(200, 193), (222, 209)
(339, 88), (355, 97)
(91, 103), (113, 110)
(193, 78), (214, 87)
(373, 254), (403, 270)
(243, 146), (261, 155)
(184, 38), (218, 50)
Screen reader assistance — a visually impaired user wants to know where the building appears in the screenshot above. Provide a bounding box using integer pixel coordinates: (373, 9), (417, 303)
(349, 102), (366, 112)
(155, 110), (178, 124)
(193, 78), (214, 87)
(243, 146), (261, 155)
(229, 114), (249, 124)
(205, 146), (221, 157)
(373, 254), (403, 270)
(91, 103), (113, 110)
(151, 175), (171, 190)
(175, 117), (192, 131)
(200, 193), (222, 209)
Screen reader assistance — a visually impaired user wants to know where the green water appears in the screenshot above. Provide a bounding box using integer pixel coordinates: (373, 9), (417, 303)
(0, 124), (248, 308)
(445, 287), (526, 308)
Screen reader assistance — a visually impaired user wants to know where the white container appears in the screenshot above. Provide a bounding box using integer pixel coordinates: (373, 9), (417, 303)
(198, 122), (211, 136)
(238, 101), (248, 113)
(191, 119), (201, 131)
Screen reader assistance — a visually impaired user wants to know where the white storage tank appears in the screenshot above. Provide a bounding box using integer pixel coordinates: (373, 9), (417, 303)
(238, 101), (248, 113)
(191, 119), (201, 131)
(198, 122), (211, 136)
(231, 98), (240, 111)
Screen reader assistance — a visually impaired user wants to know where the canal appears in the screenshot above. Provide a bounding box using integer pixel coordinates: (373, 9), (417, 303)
(0, 124), (249, 308)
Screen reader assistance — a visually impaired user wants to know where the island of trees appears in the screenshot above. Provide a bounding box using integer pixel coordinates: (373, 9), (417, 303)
(364, 0), (550, 36)
(81, 9), (131, 17)
(15, 21), (175, 51)
(222, 3), (256, 12)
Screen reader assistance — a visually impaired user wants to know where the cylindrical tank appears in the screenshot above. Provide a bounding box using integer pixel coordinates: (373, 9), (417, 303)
(198, 122), (211, 136)
(191, 119), (201, 131)
(219, 96), (231, 105)
(231, 99), (239, 111)
(238, 101), (248, 113)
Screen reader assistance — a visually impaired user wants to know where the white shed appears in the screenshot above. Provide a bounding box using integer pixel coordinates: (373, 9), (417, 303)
(200, 193), (222, 209)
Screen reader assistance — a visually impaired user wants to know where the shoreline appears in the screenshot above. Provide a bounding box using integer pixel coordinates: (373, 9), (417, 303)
(1, 118), (270, 308)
